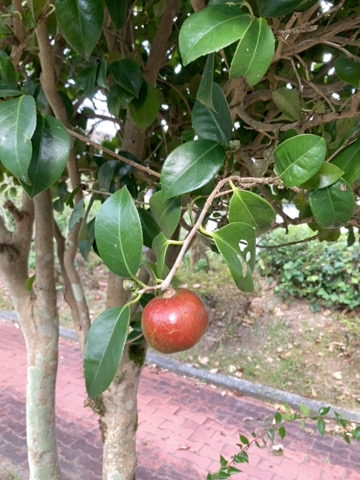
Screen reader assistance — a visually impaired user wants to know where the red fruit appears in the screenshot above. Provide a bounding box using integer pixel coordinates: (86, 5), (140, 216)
(141, 288), (209, 354)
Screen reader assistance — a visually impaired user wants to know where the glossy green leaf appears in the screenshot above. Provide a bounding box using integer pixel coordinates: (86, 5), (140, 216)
(256, 0), (317, 17)
(197, 54), (215, 109)
(111, 59), (143, 98)
(149, 191), (182, 238)
(79, 217), (95, 259)
(274, 412), (282, 423)
(274, 134), (326, 187)
(152, 232), (169, 279)
(161, 140), (225, 199)
(272, 87), (301, 121)
(107, 83), (133, 116)
(22, 114), (70, 198)
(229, 190), (275, 235)
(84, 305), (130, 398)
(300, 163), (344, 190)
(267, 429), (275, 443)
(69, 198), (84, 231)
(25, 274), (36, 293)
(55, 0), (104, 58)
(331, 138), (360, 183)
(0, 50), (16, 85)
(179, 6), (252, 66)
(129, 82), (160, 131)
(317, 229), (341, 242)
(95, 187), (143, 278)
(213, 222), (256, 292)
(279, 426), (286, 440)
(76, 65), (98, 99)
(0, 95), (36, 184)
(192, 82), (232, 145)
(335, 56), (360, 89)
(230, 18), (275, 86)
(316, 418), (326, 436)
(104, 0), (127, 29)
(97, 160), (123, 192)
(96, 58), (108, 89)
(239, 434), (249, 445)
(318, 406), (331, 416)
(137, 208), (161, 249)
(309, 180), (355, 229)
(30, 0), (48, 20)
(0, 81), (22, 97)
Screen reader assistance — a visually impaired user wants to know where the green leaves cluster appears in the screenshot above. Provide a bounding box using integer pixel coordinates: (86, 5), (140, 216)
(54, 2), (160, 131)
(0, 95), (69, 197)
(108, 59), (160, 131)
(179, 5), (275, 87)
(208, 404), (360, 479)
(273, 134), (355, 229)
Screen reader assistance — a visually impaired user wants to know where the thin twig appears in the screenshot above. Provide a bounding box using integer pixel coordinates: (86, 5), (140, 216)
(322, 40), (360, 62)
(234, 106), (360, 133)
(68, 129), (161, 179)
(326, 130), (360, 163)
(157, 77), (192, 118)
(141, 175), (280, 293)
(257, 233), (320, 249)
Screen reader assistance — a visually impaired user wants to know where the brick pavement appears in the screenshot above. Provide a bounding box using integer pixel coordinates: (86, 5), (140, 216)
(0, 318), (359, 480)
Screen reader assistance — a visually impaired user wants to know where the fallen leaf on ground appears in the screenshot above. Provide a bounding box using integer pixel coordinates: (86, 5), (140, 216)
(332, 371), (342, 380)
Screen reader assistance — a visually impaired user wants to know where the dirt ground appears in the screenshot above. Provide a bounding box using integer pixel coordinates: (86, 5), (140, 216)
(177, 277), (360, 412)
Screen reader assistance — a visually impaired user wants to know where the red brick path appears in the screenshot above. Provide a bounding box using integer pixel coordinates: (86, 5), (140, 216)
(0, 319), (359, 480)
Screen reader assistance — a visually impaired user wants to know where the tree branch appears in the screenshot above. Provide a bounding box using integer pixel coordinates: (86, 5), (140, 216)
(35, 20), (81, 189)
(233, 106), (360, 134)
(53, 220), (89, 353)
(284, 13), (360, 58)
(35, 17), (91, 345)
(33, 190), (58, 325)
(190, 0), (206, 11)
(142, 175), (280, 293)
(68, 129), (161, 179)
(0, 193), (34, 311)
(143, 0), (179, 84)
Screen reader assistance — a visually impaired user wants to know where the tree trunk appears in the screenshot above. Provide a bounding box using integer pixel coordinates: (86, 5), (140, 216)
(0, 192), (60, 478)
(98, 3), (179, 478)
(25, 191), (60, 479)
(23, 303), (60, 480)
(99, 274), (146, 480)
(101, 346), (143, 480)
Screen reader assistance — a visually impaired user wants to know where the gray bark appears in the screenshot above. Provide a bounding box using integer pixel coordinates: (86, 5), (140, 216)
(101, 347), (143, 480)
(0, 192), (60, 479)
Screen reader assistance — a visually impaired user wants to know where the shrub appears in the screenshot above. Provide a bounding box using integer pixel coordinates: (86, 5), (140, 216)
(257, 226), (360, 311)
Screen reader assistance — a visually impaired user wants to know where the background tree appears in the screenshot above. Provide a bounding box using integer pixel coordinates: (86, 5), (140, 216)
(0, 1), (359, 479)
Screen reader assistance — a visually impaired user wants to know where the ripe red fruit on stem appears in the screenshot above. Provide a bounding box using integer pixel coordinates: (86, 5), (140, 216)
(141, 287), (209, 354)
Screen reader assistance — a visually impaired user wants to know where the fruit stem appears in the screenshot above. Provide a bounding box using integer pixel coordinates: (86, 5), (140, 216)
(126, 333), (144, 345)
(162, 285), (177, 298)
(126, 293), (143, 306)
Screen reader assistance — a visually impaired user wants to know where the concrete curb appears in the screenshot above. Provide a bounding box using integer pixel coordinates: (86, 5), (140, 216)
(2, 309), (360, 424)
